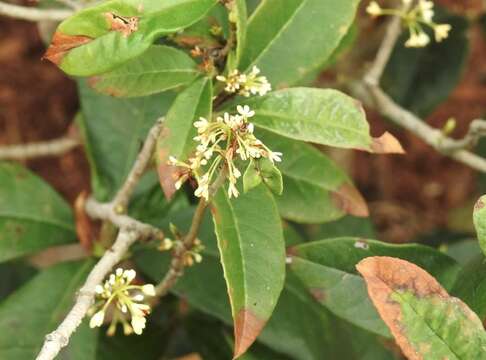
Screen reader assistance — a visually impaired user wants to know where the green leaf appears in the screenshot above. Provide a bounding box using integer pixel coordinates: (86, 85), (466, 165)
(474, 195), (486, 256)
(211, 184), (285, 358)
(0, 260), (94, 359)
(452, 255), (486, 320)
(358, 257), (486, 360)
(0, 261), (37, 301)
(257, 130), (368, 223)
(46, 0), (218, 76)
(88, 45), (199, 97)
(0, 162), (76, 262)
(239, 0), (360, 88)
(77, 81), (175, 201)
(156, 77), (212, 199)
(239, 88), (404, 153)
(288, 238), (461, 336)
(381, 8), (469, 117)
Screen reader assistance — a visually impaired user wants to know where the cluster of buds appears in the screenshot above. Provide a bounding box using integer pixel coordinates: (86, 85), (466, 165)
(89, 268), (155, 336)
(367, 0), (451, 48)
(158, 237), (204, 266)
(169, 105), (282, 200)
(216, 66), (271, 97)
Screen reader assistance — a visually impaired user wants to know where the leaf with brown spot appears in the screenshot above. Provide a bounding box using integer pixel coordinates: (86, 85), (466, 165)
(45, 0), (218, 76)
(357, 256), (486, 360)
(211, 184), (285, 358)
(104, 12), (139, 37)
(288, 238), (461, 338)
(156, 78), (212, 199)
(43, 32), (92, 66)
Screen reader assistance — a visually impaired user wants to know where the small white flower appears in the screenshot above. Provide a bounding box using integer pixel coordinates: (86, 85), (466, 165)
(228, 182), (239, 198)
(405, 32), (430, 47)
(124, 269), (136, 282)
(237, 105), (255, 118)
(95, 285), (104, 294)
(141, 284), (156, 296)
(131, 316), (147, 335)
(269, 151), (283, 163)
(366, 1), (382, 16)
(434, 24), (451, 42)
(89, 310), (105, 328)
(133, 294), (144, 302)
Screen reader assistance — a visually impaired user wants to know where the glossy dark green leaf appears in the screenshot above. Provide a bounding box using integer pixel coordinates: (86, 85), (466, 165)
(0, 260), (94, 359)
(89, 45), (199, 97)
(77, 81), (175, 201)
(381, 9), (469, 117)
(257, 131), (368, 223)
(240, 88), (403, 153)
(232, 0), (247, 67)
(288, 238), (461, 336)
(239, 0), (360, 88)
(47, 0), (218, 76)
(0, 162), (76, 262)
(211, 184), (285, 358)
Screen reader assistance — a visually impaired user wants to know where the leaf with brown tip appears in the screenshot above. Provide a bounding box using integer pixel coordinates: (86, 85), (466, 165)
(357, 256), (486, 360)
(43, 32), (92, 66)
(211, 184), (285, 358)
(370, 132), (405, 154)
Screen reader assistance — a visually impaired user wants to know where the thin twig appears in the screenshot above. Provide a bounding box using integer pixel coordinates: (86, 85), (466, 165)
(364, 14), (403, 86)
(112, 117), (165, 212)
(35, 120), (166, 360)
(359, 9), (486, 174)
(155, 169), (227, 297)
(0, 1), (73, 21)
(367, 87), (486, 173)
(35, 229), (139, 360)
(0, 137), (80, 160)
(85, 198), (164, 240)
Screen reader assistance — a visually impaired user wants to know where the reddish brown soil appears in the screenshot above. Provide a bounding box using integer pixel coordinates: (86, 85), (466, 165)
(0, 17), (89, 204)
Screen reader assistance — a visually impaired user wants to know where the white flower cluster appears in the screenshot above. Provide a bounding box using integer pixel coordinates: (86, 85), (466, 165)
(367, 0), (451, 48)
(89, 268), (155, 336)
(216, 66), (271, 97)
(169, 105), (281, 200)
